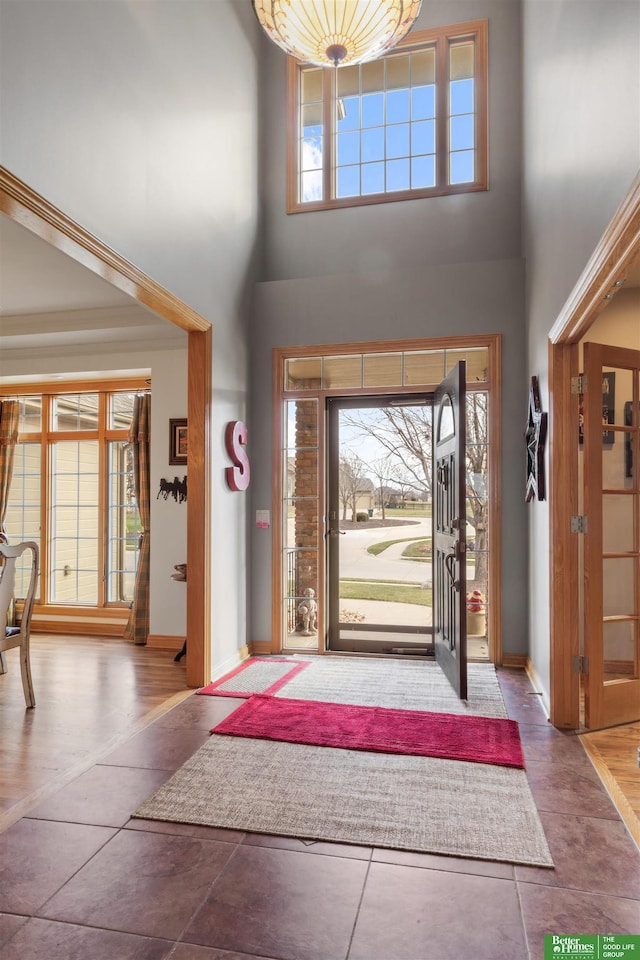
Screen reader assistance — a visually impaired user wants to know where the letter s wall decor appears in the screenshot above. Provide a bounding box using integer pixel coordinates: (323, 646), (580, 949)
(225, 421), (250, 491)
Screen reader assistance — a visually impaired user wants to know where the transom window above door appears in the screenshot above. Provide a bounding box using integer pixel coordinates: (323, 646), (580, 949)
(285, 345), (489, 390)
(287, 19), (488, 213)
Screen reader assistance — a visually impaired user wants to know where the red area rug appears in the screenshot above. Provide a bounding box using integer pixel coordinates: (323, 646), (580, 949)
(197, 658), (309, 698)
(212, 693), (525, 768)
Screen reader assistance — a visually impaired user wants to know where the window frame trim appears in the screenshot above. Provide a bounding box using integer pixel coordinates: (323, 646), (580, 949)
(2, 377), (146, 614)
(271, 334), (502, 665)
(286, 18), (488, 214)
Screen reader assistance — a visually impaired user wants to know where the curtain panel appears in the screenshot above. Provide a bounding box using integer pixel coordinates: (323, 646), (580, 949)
(0, 400), (19, 540)
(124, 394), (151, 645)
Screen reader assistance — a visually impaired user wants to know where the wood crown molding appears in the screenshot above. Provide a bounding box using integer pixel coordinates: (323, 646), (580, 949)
(549, 170), (640, 344)
(0, 166), (211, 334)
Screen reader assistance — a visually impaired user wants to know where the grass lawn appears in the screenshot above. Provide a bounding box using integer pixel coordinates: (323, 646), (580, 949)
(384, 504), (432, 518)
(367, 536), (428, 556)
(339, 579), (432, 606)
(401, 539), (432, 560)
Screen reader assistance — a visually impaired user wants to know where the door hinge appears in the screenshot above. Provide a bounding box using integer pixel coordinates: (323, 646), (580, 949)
(571, 374), (587, 394)
(571, 515), (588, 533)
(572, 655), (589, 675)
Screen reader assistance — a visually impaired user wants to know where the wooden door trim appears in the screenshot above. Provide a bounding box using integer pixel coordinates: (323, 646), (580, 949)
(0, 167), (210, 333)
(548, 340), (580, 727)
(0, 166), (211, 687)
(549, 172), (640, 344)
(272, 335), (501, 663)
(187, 328), (212, 686)
(548, 172), (640, 728)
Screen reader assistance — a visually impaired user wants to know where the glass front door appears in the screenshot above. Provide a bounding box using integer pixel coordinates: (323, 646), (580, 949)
(326, 395), (435, 654)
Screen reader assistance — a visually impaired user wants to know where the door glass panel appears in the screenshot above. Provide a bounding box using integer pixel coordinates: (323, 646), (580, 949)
(602, 557), (637, 618)
(600, 366), (632, 486)
(603, 494), (636, 553)
(331, 401), (433, 651)
(438, 395), (454, 440)
(603, 620), (637, 680)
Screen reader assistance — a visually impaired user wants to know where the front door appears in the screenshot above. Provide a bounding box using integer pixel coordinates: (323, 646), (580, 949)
(433, 362), (468, 699)
(583, 342), (640, 728)
(326, 395), (434, 654)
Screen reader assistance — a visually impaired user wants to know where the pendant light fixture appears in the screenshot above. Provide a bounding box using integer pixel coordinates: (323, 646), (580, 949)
(252, 0), (423, 68)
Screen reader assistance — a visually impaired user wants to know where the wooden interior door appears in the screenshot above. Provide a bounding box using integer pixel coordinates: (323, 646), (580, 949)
(583, 342), (640, 728)
(433, 362), (467, 699)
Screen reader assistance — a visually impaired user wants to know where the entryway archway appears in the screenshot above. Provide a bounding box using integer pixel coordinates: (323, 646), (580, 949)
(0, 166), (211, 687)
(548, 171), (640, 729)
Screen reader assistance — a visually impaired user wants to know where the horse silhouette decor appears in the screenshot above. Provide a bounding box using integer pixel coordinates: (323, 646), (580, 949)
(157, 476), (187, 503)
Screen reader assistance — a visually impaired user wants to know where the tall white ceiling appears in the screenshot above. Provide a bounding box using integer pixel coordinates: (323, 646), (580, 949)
(0, 215), (136, 315)
(0, 214), (185, 379)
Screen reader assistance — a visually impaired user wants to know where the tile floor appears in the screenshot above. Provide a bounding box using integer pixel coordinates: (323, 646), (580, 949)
(1, 667), (639, 960)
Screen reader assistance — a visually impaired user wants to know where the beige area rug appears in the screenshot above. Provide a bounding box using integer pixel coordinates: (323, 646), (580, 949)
(134, 735), (553, 867)
(275, 658), (509, 717)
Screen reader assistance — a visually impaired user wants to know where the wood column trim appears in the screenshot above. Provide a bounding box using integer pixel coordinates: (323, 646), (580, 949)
(187, 328), (212, 687)
(548, 340), (580, 728)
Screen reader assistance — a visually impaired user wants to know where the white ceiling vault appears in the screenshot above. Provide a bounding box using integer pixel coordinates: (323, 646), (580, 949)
(0, 213), (186, 384)
(1, 207), (637, 387)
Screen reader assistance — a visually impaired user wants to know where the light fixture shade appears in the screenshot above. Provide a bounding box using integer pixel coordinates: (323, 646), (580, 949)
(252, 0), (423, 68)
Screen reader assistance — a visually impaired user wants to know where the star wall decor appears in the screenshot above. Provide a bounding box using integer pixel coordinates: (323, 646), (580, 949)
(525, 376), (548, 502)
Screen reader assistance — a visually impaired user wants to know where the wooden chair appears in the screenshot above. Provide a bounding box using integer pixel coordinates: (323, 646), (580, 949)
(0, 541), (39, 708)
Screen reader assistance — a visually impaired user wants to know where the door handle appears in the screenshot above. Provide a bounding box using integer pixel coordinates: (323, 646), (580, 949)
(444, 551), (460, 591)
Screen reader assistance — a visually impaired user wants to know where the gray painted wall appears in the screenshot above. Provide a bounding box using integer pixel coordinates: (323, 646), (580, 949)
(1, 0), (263, 668)
(249, 0), (528, 654)
(522, 0), (640, 702)
(250, 262), (528, 653)
(260, 0), (523, 282)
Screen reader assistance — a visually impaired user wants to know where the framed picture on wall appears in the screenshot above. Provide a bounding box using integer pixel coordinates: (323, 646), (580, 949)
(169, 418), (188, 465)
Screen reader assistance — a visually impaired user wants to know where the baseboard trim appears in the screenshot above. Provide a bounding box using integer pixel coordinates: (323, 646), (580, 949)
(146, 634), (185, 651)
(248, 641), (273, 656)
(33, 620), (125, 637)
(501, 654), (527, 668)
(524, 656), (551, 721)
